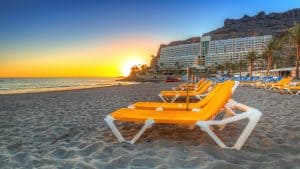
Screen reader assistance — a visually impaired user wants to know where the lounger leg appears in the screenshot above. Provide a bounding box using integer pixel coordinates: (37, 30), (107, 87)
(104, 115), (155, 144)
(263, 84), (267, 89)
(196, 105), (262, 150)
(197, 121), (227, 148)
(233, 110), (261, 149)
(129, 119), (154, 144)
(287, 89), (294, 95)
(171, 94), (179, 103)
(158, 94), (168, 103)
(269, 85), (276, 90)
(104, 115), (126, 142)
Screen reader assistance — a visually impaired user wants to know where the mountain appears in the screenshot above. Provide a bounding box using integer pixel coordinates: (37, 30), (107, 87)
(203, 8), (300, 40)
(150, 8), (300, 69)
(159, 37), (200, 47)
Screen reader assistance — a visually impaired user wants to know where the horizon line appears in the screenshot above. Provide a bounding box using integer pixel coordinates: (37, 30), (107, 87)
(0, 76), (124, 78)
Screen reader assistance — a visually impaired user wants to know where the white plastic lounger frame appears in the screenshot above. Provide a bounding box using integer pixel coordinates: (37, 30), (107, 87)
(197, 100), (261, 150)
(104, 99), (262, 150)
(263, 83), (270, 89)
(104, 115), (155, 144)
(284, 88), (300, 95)
(282, 83), (300, 95)
(268, 85), (276, 90)
(158, 93), (181, 103)
(280, 87), (291, 94)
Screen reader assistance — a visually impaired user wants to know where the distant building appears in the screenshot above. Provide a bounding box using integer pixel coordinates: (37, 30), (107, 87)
(158, 43), (201, 69)
(157, 35), (272, 69)
(204, 35), (272, 66)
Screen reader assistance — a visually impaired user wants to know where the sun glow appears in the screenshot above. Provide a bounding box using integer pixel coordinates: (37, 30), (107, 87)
(121, 58), (145, 77)
(0, 35), (158, 77)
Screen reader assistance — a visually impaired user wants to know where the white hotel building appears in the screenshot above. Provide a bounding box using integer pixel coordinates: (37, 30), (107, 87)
(205, 35), (272, 66)
(158, 35), (272, 69)
(158, 43), (201, 69)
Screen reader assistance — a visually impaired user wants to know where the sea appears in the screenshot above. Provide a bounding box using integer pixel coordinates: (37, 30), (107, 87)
(0, 78), (137, 94)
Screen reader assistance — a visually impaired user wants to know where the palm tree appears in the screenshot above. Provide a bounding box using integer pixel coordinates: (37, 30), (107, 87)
(287, 22), (300, 78)
(223, 61), (237, 76)
(231, 62), (238, 75)
(174, 61), (180, 75)
(224, 61), (231, 75)
(246, 51), (260, 77)
(237, 59), (247, 77)
(159, 62), (164, 73)
(215, 64), (225, 74)
(263, 39), (282, 76)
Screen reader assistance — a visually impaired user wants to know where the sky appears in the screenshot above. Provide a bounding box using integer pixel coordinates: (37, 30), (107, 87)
(0, 0), (299, 77)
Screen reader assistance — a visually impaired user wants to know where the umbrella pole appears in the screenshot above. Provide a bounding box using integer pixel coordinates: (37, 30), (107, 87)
(186, 67), (189, 111)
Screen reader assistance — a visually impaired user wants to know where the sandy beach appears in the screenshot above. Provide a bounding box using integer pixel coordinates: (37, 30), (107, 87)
(0, 82), (299, 169)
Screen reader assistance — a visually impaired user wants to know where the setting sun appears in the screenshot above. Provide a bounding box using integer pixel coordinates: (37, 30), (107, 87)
(121, 58), (145, 77)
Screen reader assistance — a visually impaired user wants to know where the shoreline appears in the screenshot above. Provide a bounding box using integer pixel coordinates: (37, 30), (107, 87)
(116, 76), (164, 83)
(0, 82), (141, 95)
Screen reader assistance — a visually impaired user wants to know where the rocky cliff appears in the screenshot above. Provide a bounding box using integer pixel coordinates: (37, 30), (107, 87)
(203, 8), (300, 40)
(160, 37), (200, 47)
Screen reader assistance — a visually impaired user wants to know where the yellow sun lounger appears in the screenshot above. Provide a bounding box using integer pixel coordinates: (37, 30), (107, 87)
(262, 77), (286, 89)
(159, 81), (213, 102)
(175, 78), (207, 92)
(104, 81), (262, 150)
(271, 77), (293, 91)
(171, 79), (208, 93)
(175, 78), (205, 91)
(264, 77), (292, 90)
(129, 81), (239, 111)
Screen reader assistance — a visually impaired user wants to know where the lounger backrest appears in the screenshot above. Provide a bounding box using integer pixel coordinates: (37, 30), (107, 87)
(276, 77), (292, 86)
(284, 77), (293, 84)
(277, 77), (289, 85)
(195, 83), (224, 107)
(198, 81), (235, 120)
(194, 80), (207, 91)
(194, 78), (205, 88)
(195, 81), (213, 93)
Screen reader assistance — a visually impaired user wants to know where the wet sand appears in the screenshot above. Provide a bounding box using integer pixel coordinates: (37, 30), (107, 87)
(0, 82), (299, 169)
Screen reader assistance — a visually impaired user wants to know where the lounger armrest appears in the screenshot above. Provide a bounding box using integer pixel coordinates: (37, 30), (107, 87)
(231, 81), (240, 94)
(195, 93), (208, 99)
(200, 108), (261, 126)
(156, 106), (164, 111)
(192, 108), (201, 112)
(128, 104), (135, 109)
